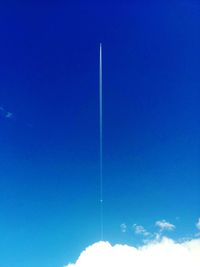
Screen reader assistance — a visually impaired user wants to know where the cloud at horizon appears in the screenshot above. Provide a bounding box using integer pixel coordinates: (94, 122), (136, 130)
(65, 237), (200, 267)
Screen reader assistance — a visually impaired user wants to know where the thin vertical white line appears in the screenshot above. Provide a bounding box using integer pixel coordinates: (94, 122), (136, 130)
(99, 43), (103, 240)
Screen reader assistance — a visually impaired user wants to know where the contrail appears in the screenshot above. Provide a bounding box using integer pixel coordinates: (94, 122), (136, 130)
(99, 43), (103, 241)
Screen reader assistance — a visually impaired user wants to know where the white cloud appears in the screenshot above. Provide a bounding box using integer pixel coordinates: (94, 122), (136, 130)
(65, 237), (200, 267)
(196, 218), (200, 231)
(155, 220), (175, 231)
(133, 224), (150, 236)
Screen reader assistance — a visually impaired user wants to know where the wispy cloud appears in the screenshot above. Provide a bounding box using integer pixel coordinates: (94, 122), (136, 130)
(123, 219), (200, 242)
(0, 106), (14, 119)
(65, 237), (200, 267)
(155, 220), (175, 232)
(120, 223), (127, 233)
(196, 218), (200, 231)
(133, 224), (150, 237)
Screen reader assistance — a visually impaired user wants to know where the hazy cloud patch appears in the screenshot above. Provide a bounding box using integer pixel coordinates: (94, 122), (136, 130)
(133, 224), (150, 236)
(120, 223), (127, 233)
(0, 106), (14, 119)
(65, 237), (200, 267)
(196, 218), (200, 231)
(155, 220), (175, 232)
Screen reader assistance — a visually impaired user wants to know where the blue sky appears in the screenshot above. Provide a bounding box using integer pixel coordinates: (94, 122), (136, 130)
(0, 1), (199, 266)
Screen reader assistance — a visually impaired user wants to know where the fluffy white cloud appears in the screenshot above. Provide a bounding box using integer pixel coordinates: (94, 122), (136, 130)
(196, 218), (200, 231)
(65, 237), (200, 267)
(155, 220), (175, 231)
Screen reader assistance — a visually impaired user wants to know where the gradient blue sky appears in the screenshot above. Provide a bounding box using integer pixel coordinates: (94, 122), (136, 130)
(0, 1), (199, 266)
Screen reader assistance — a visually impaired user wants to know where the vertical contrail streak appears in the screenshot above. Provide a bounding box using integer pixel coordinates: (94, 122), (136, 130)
(99, 43), (103, 241)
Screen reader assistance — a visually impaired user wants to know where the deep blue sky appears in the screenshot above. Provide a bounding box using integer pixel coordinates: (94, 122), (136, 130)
(0, 1), (199, 266)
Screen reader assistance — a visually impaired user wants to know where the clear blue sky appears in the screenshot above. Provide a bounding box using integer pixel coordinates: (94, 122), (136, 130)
(0, 1), (199, 266)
